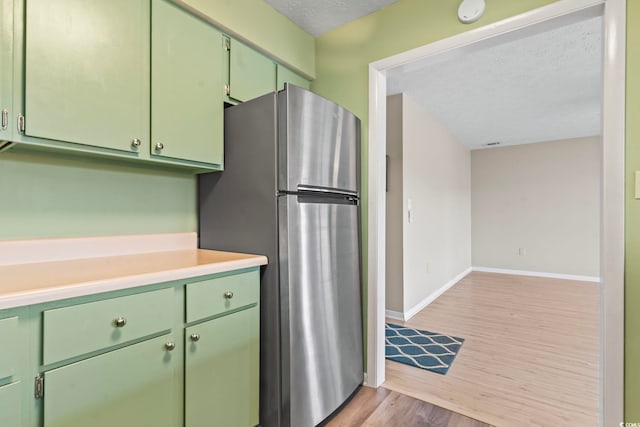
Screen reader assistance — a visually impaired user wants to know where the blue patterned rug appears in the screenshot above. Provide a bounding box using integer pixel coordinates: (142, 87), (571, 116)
(385, 323), (464, 374)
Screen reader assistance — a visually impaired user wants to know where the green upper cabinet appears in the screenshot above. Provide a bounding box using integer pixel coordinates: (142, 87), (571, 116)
(23, 0), (150, 153)
(151, 0), (224, 167)
(0, 0), (13, 143)
(4, 1), (308, 170)
(43, 334), (178, 427)
(226, 37), (276, 103)
(277, 65), (311, 91)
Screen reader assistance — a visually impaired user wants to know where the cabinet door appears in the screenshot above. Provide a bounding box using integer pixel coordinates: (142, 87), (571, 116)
(0, 317), (19, 381)
(185, 307), (259, 427)
(43, 334), (178, 427)
(277, 65), (310, 91)
(151, 0), (223, 166)
(24, 0), (149, 153)
(228, 38), (276, 103)
(0, 382), (21, 427)
(0, 0), (12, 142)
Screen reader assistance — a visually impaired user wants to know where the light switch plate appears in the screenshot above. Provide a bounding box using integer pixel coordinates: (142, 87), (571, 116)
(636, 171), (640, 199)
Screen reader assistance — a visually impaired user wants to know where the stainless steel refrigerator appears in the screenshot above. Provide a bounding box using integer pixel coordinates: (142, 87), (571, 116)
(198, 84), (363, 427)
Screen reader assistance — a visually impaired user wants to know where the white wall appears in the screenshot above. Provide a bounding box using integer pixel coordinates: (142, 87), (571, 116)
(471, 136), (601, 277)
(386, 93), (472, 316)
(385, 94), (404, 313)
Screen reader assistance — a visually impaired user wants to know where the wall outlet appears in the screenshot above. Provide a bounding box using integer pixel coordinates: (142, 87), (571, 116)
(518, 247), (526, 256)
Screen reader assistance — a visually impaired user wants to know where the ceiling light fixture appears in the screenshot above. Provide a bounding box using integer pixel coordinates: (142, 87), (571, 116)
(458, 0), (485, 24)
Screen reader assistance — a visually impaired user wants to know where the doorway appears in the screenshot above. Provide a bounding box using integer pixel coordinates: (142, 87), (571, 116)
(365, 1), (625, 426)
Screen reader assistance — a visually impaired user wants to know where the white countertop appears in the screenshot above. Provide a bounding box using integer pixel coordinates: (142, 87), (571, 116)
(0, 233), (268, 310)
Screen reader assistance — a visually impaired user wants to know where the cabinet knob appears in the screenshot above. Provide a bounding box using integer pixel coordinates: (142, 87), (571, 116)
(114, 317), (127, 328)
(190, 333), (200, 342)
(155, 142), (164, 151)
(165, 341), (176, 351)
(1, 109), (7, 130)
(223, 291), (234, 299)
(131, 138), (141, 148)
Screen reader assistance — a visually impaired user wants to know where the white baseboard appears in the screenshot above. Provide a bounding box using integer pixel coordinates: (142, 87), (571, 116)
(471, 266), (601, 283)
(385, 267), (472, 322)
(404, 267), (472, 320)
(384, 309), (405, 321)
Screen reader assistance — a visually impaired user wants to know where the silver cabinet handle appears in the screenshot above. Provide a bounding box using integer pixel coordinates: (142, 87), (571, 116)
(155, 142), (164, 151)
(114, 317), (127, 328)
(131, 138), (141, 148)
(1, 109), (7, 130)
(165, 342), (176, 351)
(190, 333), (200, 342)
(223, 291), (234, 299)
(17, 114), (25, 133)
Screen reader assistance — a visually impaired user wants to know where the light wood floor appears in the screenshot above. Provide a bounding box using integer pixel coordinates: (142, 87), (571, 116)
(325, 386), (491, 427)
(383, 272), (599, 427)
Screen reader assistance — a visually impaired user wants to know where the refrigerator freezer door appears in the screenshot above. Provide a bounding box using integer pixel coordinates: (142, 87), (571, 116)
(279, 85), (360, 194)
(279, 194), (363, 427)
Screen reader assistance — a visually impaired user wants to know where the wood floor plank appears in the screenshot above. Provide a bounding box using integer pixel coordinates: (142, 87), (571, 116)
(323, 387), (392, 426)
(326, 387), (490, 427)
(362, 391), (434, 426)
(383, 272), (599, 427)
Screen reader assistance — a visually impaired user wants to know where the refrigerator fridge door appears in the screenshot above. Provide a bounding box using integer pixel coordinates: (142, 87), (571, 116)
(278, 193), (363, 427)
(278, 85), (360, 195)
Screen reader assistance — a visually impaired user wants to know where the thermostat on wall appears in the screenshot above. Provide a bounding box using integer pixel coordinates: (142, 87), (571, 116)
(458, 0), (485, 24)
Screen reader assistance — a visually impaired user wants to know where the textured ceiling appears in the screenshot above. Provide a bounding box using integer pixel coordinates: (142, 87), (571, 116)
(387, 16), (602, 150)
(264, 0), (400, 36)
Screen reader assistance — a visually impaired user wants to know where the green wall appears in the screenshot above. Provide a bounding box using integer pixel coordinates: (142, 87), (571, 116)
(313, 0), (637, 420)
(0, 150), (197, 239)
(626, 0), (639, 420)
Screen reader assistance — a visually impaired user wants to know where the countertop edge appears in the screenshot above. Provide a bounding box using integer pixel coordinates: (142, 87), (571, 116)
(0, 254), (268, 311)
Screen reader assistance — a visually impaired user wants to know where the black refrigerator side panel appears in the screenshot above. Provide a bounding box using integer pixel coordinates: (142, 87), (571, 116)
(197, 93), (281, 427)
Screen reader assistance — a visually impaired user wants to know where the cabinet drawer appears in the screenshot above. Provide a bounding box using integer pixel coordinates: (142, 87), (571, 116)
(0, 317), (19, 380)
(43, 288), (173, 365)
(186, 271), (259, 322)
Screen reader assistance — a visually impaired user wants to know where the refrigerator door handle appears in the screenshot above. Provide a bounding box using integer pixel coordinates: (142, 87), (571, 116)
(296, 194), (359, 206)
(296, 184), (359, 198)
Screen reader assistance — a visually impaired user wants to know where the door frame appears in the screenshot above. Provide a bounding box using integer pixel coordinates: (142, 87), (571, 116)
(365, 0), (625, 425)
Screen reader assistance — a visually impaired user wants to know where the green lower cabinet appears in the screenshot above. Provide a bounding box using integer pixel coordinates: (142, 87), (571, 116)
(43, 334), (178, 427)
(185, 307), (259, 427)
(0, 381), (21, 427)
(0, 316), (19, 380)
(0, 268), (261, 427)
